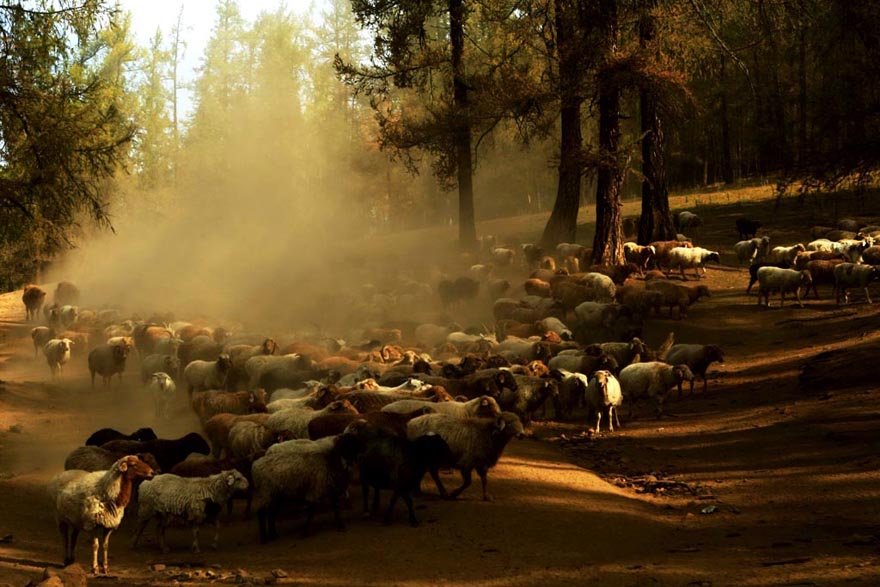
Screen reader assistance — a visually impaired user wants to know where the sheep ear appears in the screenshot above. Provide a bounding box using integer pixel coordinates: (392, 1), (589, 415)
(496, 417), (507, 430)
(227, 474), (235, 486)
(480, 398), (489, 406)
(118, 460), (128, 472)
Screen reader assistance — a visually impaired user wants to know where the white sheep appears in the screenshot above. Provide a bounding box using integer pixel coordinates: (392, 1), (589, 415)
(491, 247), (516, 266)
(833, 240), (870, 263)
(579, 272), (616, 302)
(667, 247), (720, 280)
(48, 455), (155, 574)
(59, 305), (79, 329)
(834, 263), (880, 304)
(766, 244), (806, 265)
(585, 370), (622, 433)
(252, 434), (355, 541)
(539, 317), (572, 340)
(382, 395), (502, 419)
(807, 238), (835, 252)
(406, 412), (525, 501)
(734, 237), (770, 265)
(183, 354), (232, 393)
(148, 373), (177, 419)
(618, 361), (694, 415)
(131, 470), (248, 553)
(265, 400), (358, 438)
(756, 267), (813, 308)
(43, 338), (73, 377)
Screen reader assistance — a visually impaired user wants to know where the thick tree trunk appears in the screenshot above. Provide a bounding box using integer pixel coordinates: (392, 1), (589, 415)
(449, 0), (477, 248)
(637, 0), (675, 245)
(592, 0), (624, 265)
(540, 0), (582, 248)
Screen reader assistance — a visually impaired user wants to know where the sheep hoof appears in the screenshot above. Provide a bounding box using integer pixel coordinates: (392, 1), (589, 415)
(91, 566), (99, 575)
(192, 546), (201, 554)
(482, 495), (495, 502)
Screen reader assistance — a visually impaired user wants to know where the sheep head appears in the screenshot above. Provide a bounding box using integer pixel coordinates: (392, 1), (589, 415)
(707, 345), (725, 364)
(116, 455), (155, 480)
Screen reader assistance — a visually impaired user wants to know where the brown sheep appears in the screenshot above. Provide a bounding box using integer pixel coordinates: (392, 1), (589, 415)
(176, 324), (214, 342)
(54, 281), (80, 306)
(363, 327), (402, 344)
(794, 250), (847, 269)
(615, 284), (663, 317)
(192, 390), (268, 424)
(540, 256), (556, 271)
(524, 278), (552, 298)
(805, 259), (846, 298)
(861, 245), (880, 265)
(22, 285), (47, 321)
(204, 413), (273, 458)
(645, 280), (710, 318)
(588, 263), (641, 286)
(650, 240), (694, 269)
(31, 326), (55, 358)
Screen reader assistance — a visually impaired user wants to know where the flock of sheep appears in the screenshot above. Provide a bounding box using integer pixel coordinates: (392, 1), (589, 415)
(15, 207), (880, 576)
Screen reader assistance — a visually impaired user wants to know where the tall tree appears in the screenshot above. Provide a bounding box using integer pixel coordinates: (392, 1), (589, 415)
(337, 0), (480, 248)
(637, 0), (675, 244)
(0, 2), (136, 276)
(591, 0), (624, 265)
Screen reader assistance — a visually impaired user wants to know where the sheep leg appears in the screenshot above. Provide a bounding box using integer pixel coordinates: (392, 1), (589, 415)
(606, 407), (614, 432)
(383, 492), (399, 525)
(613, 407), (621, 430)
(477, 467), (493, 502)
(159, 522), (170, 554)
(428, 467), (449, 499)
(100, 528), (112, 574)
(130, 517), (148, 549)
(448, 469), (473, 500)
(866, 287), (873, 304)
(59, 522), (74, 565)
(595, 410), (602, 433)
(91, 536), (100, 574)
(192, 525), (202, 553)
(780, 291), (786, 307)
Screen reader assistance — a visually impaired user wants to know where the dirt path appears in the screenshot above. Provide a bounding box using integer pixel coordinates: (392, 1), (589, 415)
(2, 226), (880, 585)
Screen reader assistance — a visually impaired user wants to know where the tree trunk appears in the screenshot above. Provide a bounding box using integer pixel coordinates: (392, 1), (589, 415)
(540, 0), (582, 248)
(637, 0), (675, 245)
(797, 4), (807, 165)
(592, 0), (624, 266)
(719, 51), (735, 184)
(449, 0), (477, 248)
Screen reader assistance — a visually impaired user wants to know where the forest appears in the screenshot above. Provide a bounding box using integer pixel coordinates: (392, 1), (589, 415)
(0, 0), (878, 287)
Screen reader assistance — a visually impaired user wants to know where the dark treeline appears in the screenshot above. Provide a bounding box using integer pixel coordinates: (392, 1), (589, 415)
(1, 0), (878, 285)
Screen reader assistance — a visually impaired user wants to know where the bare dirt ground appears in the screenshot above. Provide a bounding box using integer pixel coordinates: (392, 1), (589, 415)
(1, 187), (880, 586)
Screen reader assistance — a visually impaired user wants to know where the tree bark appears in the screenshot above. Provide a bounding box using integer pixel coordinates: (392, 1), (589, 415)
(540, 0), (582, 249)
(449, 0), (477, 248)
(592, 0), (624, 265)
(637, 0), (675, 245)
(719, 50), (735, 184)
(797, 3), (807, 165)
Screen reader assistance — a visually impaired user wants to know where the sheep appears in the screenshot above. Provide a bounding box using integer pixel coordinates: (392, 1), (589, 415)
(132, 470), (249, 553)
(524, 278), (552, 297)
(30, 326), (55, 357)
(650, 240), (693, 269)
(664, 344), (725, 394)
(308, 409), (430, 440)
(491, 247), (516, 266)
(547, 352), (618, 378)
(85, 427), (157, 447)
(588, 263), (641, 286)
(100, 432), (211, 473)
(577, 272), (616, 302)
(133, 324), (176, 357)
(64, 446), (161, 474)
(498, 376), (558, 424)
(406, 412), (525, 501)
(677, 211), (702, 231)
(520, 243), (545, 268)
(87, 344), (130, 387)
(265, 400), (359, 438)
(645, 281), (710, 318)
(838, 218), (861, 232)
(342, 419), (451, 526)
(539, 317), (572, 340)
(585, 370), (622, 432)
(437, 277), (480, 308)
(203, 413), (271, 458)
(191, 389), (267, 423)
(614, 285), (663, 317)
(494, 337), (553, 364)
(810, 225), (833, 239)
(623, 243), (656, 272)
(756, 267), (813, 308)
(382, 395), (502, 419)
(622, 216), (638, 237)
(618, 362), (694, 415)
(148, 373), (177, 420)
(251, 434), (359, 541)
(666, 247), (720, 280)
(806, 238), (835, 252)
(766, 244), (806, 265)
(140, 353), (179, 384)
(599, 338), (648, 369)
(571, 301), (642, 343)
(746, 262), (789, 294)
(734, 237), (770, 265)
(794, 250), (846, 270)
(43, 338), (73, 377)
(419, 369), (517, 399)
(803, 259), (846, 298)
(487, 279), (511, 301)
(861, 245), (880, 265)
(48, 455), (155, 573)
(22, 284), (47, 321)
(834, 263), (880, 304)
(183, 354), (232, 393)
(549, 370), (589, 419)
(736, 218), (762, 240)
(227, 421), (283, 461)
(556, 242), (587, 262)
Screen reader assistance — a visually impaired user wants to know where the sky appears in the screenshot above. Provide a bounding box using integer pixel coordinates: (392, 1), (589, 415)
(118, 0), (322, 118)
